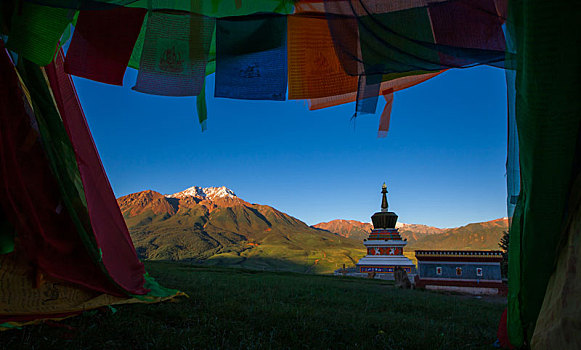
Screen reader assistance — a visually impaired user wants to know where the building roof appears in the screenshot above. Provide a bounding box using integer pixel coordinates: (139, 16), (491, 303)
(415, 250), (503, 262)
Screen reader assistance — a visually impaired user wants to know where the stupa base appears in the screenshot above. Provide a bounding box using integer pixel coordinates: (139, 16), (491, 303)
(333, 271), (417, 282)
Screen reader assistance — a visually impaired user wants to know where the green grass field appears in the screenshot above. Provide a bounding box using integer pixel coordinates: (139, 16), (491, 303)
(126, 206), (367, 275)
(0, 261), (505, 349)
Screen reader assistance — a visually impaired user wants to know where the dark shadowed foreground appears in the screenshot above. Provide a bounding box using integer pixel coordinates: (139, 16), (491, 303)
(0, 261), (505, 349)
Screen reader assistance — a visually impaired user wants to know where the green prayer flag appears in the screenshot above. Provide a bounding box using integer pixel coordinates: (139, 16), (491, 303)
(7, 3), (71, 66)
(196, 79), (208, 131)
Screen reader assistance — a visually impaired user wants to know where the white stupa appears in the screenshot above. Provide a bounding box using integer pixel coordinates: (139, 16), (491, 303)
(356, 183), (416, 279)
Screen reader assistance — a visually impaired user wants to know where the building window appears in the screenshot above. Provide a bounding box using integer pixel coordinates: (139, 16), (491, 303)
(456, 267), (462, 276)
(436, 267), (442, 275)
(476, 267), (483, 277)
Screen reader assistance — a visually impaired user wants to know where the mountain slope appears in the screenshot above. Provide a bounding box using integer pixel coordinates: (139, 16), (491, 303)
(396, 223), (446, 243)
(407, 218), (509, 251)
(118, 187), (364, 273)
(312, 220), (372, 241)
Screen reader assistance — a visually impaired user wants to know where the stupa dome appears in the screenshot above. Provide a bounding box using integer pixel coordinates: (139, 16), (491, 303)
(371, 183), (398, 229)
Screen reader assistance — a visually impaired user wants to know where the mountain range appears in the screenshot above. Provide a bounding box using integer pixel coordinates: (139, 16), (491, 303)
(313, 218), (508, 251)
(312, 220), (446, 243)
(118, 186), (508, 274)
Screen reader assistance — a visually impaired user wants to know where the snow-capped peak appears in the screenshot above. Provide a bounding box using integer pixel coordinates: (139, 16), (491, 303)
(166, 186), (237, 200)
(203, 186), (237, 200)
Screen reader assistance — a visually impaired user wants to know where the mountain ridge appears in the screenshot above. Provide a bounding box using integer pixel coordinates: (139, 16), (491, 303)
(312, 217), (508, 251)
(311, 219), (445, 243)
(118, 187), (363, 273)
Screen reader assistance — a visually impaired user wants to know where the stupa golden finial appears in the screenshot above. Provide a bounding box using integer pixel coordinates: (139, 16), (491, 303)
(381, 183), (388, 212)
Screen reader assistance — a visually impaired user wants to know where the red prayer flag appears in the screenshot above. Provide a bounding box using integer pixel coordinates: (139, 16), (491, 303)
(65, 7), (146, 85)
(378, 92), (394, 138)
(47, 50), (148, 295)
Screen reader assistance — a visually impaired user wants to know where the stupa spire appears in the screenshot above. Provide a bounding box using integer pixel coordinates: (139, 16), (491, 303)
(381, 183), (388, 212)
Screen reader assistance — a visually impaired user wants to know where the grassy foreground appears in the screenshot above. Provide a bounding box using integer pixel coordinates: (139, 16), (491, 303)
(1, 261), (505, 349)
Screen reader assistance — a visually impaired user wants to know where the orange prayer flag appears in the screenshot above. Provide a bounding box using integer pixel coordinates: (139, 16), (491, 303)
(287, 14), (358, 100)
(308, 71), (443, 110)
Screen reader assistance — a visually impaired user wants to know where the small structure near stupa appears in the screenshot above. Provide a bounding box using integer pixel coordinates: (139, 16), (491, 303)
(414, 250), (506, 295)
(336, 183), (417, 280)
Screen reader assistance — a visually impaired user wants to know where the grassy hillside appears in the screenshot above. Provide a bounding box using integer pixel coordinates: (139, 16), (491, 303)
(0, 261), (505, 349)
(126, 208), (366, 274)
(120, 191), (366, 274)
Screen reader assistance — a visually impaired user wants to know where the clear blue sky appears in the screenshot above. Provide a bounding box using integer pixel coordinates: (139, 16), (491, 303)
(73, 65), (508, 228)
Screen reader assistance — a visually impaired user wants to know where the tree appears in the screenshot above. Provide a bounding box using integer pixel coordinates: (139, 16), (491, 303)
(499, 230), (509, 278)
